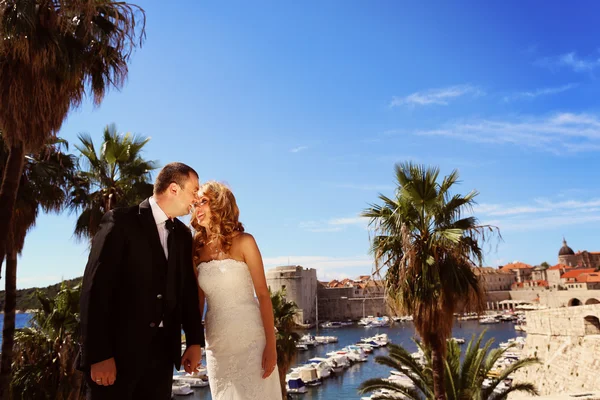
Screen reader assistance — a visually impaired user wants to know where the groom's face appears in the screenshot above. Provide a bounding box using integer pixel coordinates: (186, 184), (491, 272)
(174, 173), (200, 216)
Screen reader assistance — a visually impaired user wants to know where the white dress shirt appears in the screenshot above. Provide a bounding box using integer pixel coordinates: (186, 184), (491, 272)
(149, 196), (171, 259)
(149, 196), (172, 328)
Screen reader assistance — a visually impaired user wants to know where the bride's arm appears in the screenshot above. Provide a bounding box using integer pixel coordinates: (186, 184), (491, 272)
(240, 234), (277, 373)
(193, 265), (206, 321)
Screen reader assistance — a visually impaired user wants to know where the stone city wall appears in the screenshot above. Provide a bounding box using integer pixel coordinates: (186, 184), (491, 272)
(317, 297), (388, 321)
(509, 304), (600, 398)
(537, 289), (600, 308)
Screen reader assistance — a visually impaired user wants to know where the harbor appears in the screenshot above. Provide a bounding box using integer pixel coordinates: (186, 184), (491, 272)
(173, 317), (525, 399)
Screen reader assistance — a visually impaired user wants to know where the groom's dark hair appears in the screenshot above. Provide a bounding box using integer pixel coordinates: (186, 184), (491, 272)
(154, 162), (199, 195)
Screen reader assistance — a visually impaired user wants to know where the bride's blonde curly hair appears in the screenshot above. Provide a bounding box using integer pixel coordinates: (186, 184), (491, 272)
(191, 181), (244, 265)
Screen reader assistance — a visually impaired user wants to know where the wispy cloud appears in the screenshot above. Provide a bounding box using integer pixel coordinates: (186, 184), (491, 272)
(290, 146), (308, 153)
(298, 221), (343, 233)
(390, 84), (484, 107)
(300, 215), (368, 232)
(503, 83), (578, 102)
(414, 112), (600, 154)
(475, 197), (600, 231)
(537, 51), (600, 73)
(262, 255), (373, 280)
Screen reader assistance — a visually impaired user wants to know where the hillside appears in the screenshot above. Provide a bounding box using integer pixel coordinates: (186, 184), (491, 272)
(0, 277), (82, 312)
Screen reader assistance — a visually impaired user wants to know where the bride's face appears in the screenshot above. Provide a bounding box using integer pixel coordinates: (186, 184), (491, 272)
(195, 195), (211, 228)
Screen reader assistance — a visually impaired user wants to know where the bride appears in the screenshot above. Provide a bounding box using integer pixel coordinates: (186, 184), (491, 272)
(191, 181), (282, 400)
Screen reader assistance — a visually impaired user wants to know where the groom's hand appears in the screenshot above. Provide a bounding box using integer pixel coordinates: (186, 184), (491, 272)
(181, 345), (202, 374)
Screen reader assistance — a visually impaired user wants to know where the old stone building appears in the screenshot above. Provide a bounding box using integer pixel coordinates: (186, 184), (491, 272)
(265, 267), (388, 324)
(474, 266), (514, 291)
(265, 265), (317, 324)
(500, 262), (533, 283)
(558, 238), (600, 268)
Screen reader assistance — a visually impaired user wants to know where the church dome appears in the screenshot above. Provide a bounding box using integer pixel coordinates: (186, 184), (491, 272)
(559, 238), (575, 256)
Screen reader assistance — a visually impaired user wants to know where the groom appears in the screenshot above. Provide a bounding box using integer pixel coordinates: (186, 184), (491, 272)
(79, 162), (205, 400)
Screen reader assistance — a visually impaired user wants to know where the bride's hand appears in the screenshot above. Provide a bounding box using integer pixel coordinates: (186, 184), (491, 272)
(261, 344), (277, 379)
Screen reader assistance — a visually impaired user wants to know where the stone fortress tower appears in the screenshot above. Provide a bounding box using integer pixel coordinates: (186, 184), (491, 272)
(265, 265), (317, 325)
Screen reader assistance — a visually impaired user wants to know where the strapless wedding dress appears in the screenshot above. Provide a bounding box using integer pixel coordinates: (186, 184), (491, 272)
(197, 259), (282, 400)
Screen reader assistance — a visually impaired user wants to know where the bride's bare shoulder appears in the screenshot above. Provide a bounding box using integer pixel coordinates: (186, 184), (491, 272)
(232, 232), (254, 244)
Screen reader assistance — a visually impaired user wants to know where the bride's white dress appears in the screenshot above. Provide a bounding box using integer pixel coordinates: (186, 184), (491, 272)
(197, 258), (282, 400)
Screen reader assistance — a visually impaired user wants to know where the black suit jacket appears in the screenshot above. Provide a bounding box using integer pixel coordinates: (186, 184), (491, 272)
(78, 199), (204, 372)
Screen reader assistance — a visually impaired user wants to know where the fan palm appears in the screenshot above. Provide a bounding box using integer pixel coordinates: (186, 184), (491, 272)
(358, 332), (539, 400)
(69, 123), (157, 240)
(11, 284), (84, 400)
(0, 133), (76, 397)
(270, 288), (300, 398)
(0, 0), (145, 288)
(362, 162), (499, 400)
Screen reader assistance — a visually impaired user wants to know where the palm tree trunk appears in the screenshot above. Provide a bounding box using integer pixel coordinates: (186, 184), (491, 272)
(0, 141), (25, 277)
(278, 360), (288, 399)
(0, 248), (18, 399)
(431, 339), (447, 400)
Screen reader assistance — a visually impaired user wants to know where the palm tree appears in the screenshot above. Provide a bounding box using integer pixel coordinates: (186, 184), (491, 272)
(361, 162), (499, 400)
(11, 284), (84, 400)
(0, 0), (146, 288)
(270, 288), (300, 398)
(69, 124), (157, 240)
(0, 134), (76, 397)
(358, 332), (539, 400)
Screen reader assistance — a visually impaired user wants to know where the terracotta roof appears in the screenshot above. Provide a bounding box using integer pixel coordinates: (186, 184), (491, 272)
(529, 280), (549, 287)
(500, 262), (533, 271)
(358, 275), (371, 281)
(548, 263), (573, 271)
(576, 273), (600, 283)
(561, 268), (596, 280)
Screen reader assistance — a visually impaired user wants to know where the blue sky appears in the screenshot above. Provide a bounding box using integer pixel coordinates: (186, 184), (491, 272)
(14, 1), (600, 288)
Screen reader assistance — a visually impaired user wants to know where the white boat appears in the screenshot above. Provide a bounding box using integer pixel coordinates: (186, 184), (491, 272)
(448, 337), (465, 344)
(296, 344), (309, 351)
(387, 370), (416, 388)
(299, 334), (319, 347)
(479, 316), (499, 324)
(410, 348), (426, 365)
(361, 389), (397, 400)
(320, 321), (343, 329)
(304, 359), (332, 379)
(374, 333), (390, 345)
(172, 374), (209, 388)
(286, 373), (308, 394)
(314, 335), (338, 344)
(327, 355), (348, 372)
(298, 365), (321, 386)
(172, 382), (194, 396)
(360, 316), (391, 327)
(355, 343), (374, 353)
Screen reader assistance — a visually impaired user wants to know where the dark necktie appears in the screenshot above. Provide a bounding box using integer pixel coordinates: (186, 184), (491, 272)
(166, 219), (175, 256)
(165, 219), (177, 317)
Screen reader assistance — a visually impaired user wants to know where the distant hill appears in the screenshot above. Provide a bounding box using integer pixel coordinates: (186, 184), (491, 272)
(0, 277), (82, 312)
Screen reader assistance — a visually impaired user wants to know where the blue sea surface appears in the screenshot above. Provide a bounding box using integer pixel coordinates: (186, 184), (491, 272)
(0, 313), (33, 346)
(185, 320), (524, 400)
